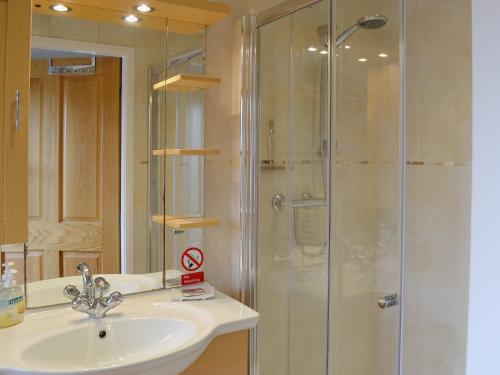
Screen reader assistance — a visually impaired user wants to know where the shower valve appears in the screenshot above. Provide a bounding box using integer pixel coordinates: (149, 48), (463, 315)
(272, 194), (286, 210)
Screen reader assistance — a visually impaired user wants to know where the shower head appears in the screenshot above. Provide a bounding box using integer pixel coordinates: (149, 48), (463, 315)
(358, 15), (388, 29)
(335, 15), (388, 47)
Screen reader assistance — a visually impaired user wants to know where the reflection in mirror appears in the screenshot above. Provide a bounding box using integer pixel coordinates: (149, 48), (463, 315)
(149, 23), (207, 276)
(0, 4), (206, 308)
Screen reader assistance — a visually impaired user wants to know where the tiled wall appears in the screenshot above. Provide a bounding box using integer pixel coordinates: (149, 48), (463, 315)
(204, 0), (248, 297)
(404, 0), (472, 374)
(204, 1), (472, 375)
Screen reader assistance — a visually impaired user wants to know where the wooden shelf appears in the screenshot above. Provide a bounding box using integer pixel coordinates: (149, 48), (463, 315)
(152, 215), (220, 229)
(153, 148), (220, 156)
(153, 74), (221, 92)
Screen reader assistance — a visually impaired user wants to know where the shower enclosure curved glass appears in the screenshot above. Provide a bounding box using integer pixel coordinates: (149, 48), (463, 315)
(242, 0), (404, 373)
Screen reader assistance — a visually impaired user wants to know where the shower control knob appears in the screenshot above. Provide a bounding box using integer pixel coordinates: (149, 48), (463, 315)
(377, 294), (398, 309)
(272, 194), (286, 210)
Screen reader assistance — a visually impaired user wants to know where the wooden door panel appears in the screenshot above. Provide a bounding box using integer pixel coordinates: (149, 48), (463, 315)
(1, 248), (44, 283)
(29, 77), (44, 220)
(28, 222), (101, 252)
(0, 248), (23, 281)
(60, 251), (102, 277)
(100, 58), (121, 274)
(61, 77), (101, 222)
(43, 74), (61, 223)
(26, 250), (44, 282)
(25, 57), (121, 286)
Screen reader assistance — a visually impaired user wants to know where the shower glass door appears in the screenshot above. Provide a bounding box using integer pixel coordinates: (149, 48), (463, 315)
(255, 1), (330, 374)
(250, 0), (403, 373)
(331, 0), (403, 373)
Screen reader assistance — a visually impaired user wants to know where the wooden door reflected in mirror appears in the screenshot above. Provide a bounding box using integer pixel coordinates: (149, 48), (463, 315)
(2, 57), (121, 281)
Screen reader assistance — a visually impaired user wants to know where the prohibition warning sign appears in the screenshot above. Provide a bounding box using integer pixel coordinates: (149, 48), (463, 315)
(181, 247), (204, 272)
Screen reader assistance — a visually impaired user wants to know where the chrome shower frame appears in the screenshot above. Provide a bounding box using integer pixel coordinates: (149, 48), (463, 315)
(240, 13), (259, 375)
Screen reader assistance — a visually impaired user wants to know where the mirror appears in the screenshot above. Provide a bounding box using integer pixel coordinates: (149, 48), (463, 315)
(0, 2), (207, 308)
(149, 26), (207, 277)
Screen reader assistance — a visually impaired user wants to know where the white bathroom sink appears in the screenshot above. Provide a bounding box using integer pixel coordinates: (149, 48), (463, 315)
(22, 318), (196, 371)
(0, 289), (259, 375)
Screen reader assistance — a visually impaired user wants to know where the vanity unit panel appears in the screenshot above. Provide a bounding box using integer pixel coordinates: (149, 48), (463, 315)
(0, 0), (32, 244)
(181, 331), (249, 375)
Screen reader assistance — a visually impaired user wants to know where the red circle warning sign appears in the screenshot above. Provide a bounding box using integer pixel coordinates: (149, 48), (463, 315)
(181, 247), (204, 272)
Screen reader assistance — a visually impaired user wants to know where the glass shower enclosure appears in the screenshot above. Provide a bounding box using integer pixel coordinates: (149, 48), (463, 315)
(241, 0), (404, 373)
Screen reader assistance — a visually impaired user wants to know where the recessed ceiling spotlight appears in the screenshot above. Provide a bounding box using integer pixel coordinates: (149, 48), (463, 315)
(344, 45), (351, 49)
(122, 14), (141, 24)
(320, 50), (328, 55)
(135, 4), (155, 13)
(50, 4), (71, 12)
(358, 58), (368, 62)
(307, 46), (318, 52)
(378, 53), (389, 58)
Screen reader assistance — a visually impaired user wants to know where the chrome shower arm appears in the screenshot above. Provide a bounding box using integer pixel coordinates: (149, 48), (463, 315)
(336, 24), (360, 47)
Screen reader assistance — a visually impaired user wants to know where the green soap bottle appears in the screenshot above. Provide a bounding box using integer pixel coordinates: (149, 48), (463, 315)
(0, 263), (25, 328)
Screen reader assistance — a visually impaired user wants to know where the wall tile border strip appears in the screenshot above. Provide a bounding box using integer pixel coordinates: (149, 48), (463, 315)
(407, 161), (472, 167)
(259, 160), (472, 168)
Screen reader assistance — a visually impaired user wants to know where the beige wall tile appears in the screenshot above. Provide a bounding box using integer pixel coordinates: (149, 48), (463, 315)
(204, 0), (247, 297)
(404, 165), (471, 374)
(404, 1), (472, 373)
(407, 0), (472, 163)
(49, 17), (99, 42)
(32, 14), (50, 36)
(406, 166), (471, 248)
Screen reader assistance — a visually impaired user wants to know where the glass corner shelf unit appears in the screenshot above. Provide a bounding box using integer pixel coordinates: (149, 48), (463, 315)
(147, 33), (221, 273)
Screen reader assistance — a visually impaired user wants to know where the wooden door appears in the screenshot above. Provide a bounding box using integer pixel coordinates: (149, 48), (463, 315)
(6, 57), (121, 281)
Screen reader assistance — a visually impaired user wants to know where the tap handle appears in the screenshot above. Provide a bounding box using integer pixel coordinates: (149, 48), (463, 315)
(106, 291), (124, 308)
(71, 295), (91, 313)
(94, 277), (110, 298)
(63, 285), (81, 300)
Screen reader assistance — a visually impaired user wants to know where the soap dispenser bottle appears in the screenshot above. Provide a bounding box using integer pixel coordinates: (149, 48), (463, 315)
(0, 263), (25, 328)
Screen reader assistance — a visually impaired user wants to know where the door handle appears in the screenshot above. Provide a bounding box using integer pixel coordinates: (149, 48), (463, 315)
(377, 294), (398, 309)
(15, 90), (20, 132)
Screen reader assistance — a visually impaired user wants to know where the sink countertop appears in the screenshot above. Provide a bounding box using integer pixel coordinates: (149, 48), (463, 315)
(0, 288), (259, 375)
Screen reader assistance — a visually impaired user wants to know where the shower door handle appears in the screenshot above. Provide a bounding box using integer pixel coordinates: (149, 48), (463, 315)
(377, 294), (398, 309)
